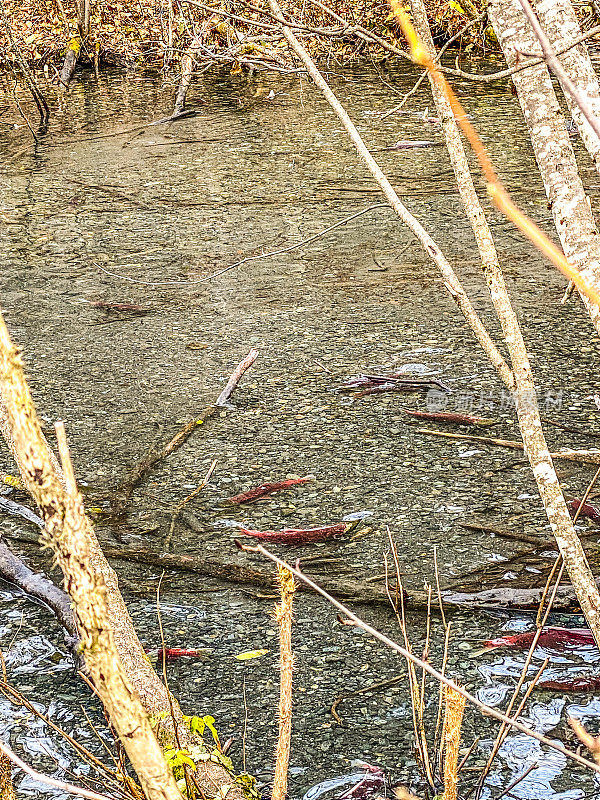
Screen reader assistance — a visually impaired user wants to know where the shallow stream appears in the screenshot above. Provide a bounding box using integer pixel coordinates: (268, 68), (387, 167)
(2, 59), (600, 798)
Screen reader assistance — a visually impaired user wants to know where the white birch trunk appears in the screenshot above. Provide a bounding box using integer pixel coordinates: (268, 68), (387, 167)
(410, 0), (600, 645)
(489, 0), (600, 336)
(533, 0), (600, 172)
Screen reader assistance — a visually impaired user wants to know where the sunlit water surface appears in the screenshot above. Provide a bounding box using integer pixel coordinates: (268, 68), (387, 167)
(1, 60), (600, 798)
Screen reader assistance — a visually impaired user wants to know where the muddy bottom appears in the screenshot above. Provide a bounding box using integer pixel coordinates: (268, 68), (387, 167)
(1, 62), (600, 798)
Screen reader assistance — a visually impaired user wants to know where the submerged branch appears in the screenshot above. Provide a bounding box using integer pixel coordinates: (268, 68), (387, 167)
(111, 349), (257, 517)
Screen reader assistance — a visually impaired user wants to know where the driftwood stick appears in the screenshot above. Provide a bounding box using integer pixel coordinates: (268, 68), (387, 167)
(0, 737), (110, 800)
(58, 38), (80, 91)
(216, 349), (259, 406)
(416, 427), (600, 464)
(541, 416), (600, 440)
(2, 527), (407, 604)
(458, 521), (550, 546)
(417, 427), (525, 450)
(400, 409), (497, 426)
(441, 583), (586, 610)
(0, 496), (44, 528)
(111, 349), (258, 517)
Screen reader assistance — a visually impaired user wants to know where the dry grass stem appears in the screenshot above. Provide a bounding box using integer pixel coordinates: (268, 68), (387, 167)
(441, 686), (466, 800)
(0, 750), (15, 800)
(272, 564), (296, 800)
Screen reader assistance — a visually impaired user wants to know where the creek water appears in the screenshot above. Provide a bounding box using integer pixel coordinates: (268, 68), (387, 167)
(1, 60), (600, 798)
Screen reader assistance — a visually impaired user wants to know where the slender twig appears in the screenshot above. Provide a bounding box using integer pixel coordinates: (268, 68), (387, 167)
(495, 762), (538, 800)
(434, 621), (452, 771)
(457, 736), (480, 775)
(0, 7), (49, 124)
(55, 421), (77, 496)
(433, 546), (447, 631)
(384, 532), (434, 787)
(242, 675), (248, 774)
(11, 77), (37, 142)
(330, 675), (405, 725)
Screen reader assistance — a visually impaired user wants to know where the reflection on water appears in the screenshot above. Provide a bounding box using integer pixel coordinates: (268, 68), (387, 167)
(2, 63), (600, 798)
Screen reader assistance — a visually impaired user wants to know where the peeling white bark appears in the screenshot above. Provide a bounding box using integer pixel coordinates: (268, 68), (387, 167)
(534, 0), (600, 171)
(490, 0), (600, 340)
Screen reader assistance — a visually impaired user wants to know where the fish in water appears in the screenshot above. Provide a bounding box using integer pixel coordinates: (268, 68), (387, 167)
(239, 523), (349, 544)
(484, 627), (596, 651)
(378, 140), (441, 151)
(537, 674), (600, 692)
(227, 476), (313, 505)
(145, 647), (210, 662)
(568, 498), (600, 525)
(339, 763), (386, 800)
(302, 762), (386, 800)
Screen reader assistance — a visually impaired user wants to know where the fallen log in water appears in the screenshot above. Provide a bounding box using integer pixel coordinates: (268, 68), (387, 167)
(441, 584), (584, 611)
(67, 543), (598, 613)
(0, 525), (592, 612)
(102, 543), (406, 604)
(0, 524), (590, 613)
(0, 537), (77, 645)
